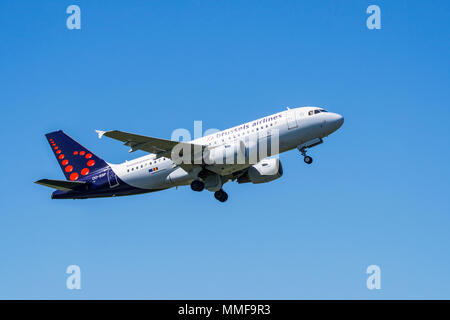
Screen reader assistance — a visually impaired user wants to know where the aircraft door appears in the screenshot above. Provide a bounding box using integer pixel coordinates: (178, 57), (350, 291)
(286, 109), (298, 130)
(107, 168), (119, 188)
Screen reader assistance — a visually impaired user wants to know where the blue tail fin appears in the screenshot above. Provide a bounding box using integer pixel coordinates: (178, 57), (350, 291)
(45, 130), (108, 181)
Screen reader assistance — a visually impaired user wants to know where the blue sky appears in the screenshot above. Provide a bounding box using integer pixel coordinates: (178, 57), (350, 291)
(0, 0), (449, 299)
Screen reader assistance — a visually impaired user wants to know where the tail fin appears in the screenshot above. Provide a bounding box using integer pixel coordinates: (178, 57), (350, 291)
(45, 130), (108, 181)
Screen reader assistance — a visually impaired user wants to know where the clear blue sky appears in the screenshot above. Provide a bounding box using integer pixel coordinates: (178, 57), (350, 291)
(0, 0), (449, 299)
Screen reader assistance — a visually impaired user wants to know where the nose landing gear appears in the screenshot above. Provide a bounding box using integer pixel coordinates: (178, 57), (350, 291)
(299, 147), (313, 165)
(303, 155), (313, 164)
(297, 138), (322, 165)
(214, 189), (228, 202)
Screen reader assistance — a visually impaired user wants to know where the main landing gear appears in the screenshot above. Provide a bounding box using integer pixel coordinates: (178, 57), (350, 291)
(190, 180), (229, 202)
(214, 189), (228, 203)
(299, 147), (313, 165)
(190, 180), (205, 192)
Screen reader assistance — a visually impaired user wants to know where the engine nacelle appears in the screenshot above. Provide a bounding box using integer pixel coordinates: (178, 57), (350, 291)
(238, 158), (283, 184)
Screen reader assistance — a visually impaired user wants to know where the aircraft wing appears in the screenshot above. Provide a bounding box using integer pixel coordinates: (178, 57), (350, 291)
(96, 130), (204, 170)
(96, 130), (253, 175)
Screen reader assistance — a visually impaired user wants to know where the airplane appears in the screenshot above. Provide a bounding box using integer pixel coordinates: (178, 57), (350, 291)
(35, 106), (344, 202)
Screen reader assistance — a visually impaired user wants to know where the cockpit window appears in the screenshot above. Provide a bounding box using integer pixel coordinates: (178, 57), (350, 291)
(309, 109), (328, 115)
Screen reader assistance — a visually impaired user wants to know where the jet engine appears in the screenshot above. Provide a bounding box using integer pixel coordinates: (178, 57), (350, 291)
(237, 158), (283, 184)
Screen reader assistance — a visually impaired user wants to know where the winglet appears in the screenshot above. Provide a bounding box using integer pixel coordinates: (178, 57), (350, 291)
(95, 130), (106, 139)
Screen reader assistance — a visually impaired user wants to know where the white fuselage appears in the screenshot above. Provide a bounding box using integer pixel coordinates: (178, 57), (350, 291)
(109, 106), (344, 190)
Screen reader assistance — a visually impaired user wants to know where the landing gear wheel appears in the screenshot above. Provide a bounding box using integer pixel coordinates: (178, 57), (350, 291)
(304, 156), (313, 164)
(299, 147), (313, 165)
(214, 189), (228, 202)
(190, 180), (205, 192)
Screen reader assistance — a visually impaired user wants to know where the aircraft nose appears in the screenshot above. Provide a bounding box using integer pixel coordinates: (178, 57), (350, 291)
(335, 114), (344, 129)
(327, 113), (344, 133)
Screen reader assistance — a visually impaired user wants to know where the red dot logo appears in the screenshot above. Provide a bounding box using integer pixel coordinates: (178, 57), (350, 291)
(85, 153), (92, 159)
(65, 165), (73, 173)
(58, 154), (64, 160)
(70, 172), (79, 181)
(80, 151), (86, 156)
(53, 146), (58, 150)
(87, 160), (95, 167)
(62, 160), (69, 166)
(81, 168), (89, 175)
(56, 150), (62, 154)
(73, 151), (78, 155)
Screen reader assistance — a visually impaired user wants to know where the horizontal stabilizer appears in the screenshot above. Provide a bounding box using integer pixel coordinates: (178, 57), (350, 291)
(35, 179), (87, 191)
